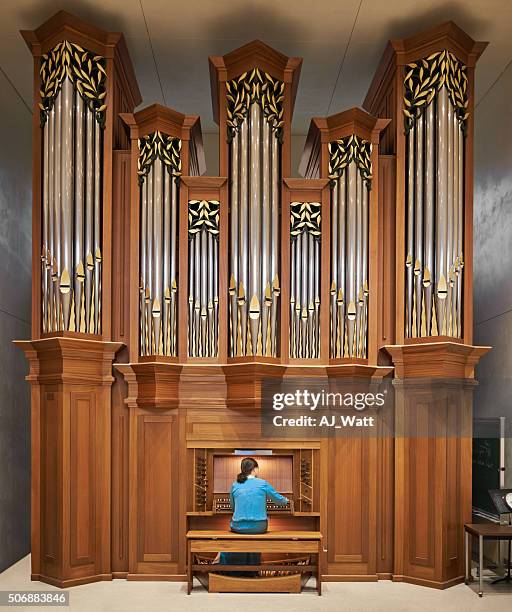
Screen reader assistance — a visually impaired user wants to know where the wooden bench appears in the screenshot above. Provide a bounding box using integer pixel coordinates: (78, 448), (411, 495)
(186, 530), (322, 595)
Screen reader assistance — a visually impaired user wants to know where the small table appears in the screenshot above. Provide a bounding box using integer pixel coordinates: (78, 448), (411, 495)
(464, 523), (512, 597)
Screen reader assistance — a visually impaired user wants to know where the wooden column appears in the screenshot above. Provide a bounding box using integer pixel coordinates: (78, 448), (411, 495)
(116, 104), (205, 580)
(362, 21), (491, 589)
(17, 10), (140, 588)
(15, 338), (121, 587)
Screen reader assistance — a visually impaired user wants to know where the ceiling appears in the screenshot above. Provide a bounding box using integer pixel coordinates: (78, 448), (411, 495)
(3, 0), (512, 135)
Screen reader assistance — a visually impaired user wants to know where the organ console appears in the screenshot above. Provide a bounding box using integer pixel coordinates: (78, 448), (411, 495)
(16, 11), (491, 592)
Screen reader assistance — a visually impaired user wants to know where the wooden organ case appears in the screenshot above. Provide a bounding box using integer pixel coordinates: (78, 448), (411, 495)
(16, 11), (490, 590)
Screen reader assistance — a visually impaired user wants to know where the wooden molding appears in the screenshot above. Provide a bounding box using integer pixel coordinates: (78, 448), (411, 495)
(384, 342), (490, 379)
(209, 40), (302, 124)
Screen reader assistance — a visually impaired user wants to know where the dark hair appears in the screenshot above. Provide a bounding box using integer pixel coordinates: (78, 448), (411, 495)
(237, 457), (259, 483)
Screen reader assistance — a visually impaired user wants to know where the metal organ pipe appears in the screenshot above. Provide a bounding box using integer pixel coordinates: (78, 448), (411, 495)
(84, 103), (94, 334)
(73, 93), (84, 333)
(424, 103), (435, 336)
(436, 86), (448, 336)
(414, 114), (424, 337)
(93, 118), (101, 334)
(337, 172), (346, 358)
(248, 103), (262, 355)
(405, 127), (415, 339)
(54, 92), (62, 329)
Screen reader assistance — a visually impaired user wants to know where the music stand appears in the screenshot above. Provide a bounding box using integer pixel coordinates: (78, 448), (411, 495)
(488, 489), (512, 584)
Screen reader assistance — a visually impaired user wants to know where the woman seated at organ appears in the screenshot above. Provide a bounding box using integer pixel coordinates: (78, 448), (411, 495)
(215, 457), (289, 572)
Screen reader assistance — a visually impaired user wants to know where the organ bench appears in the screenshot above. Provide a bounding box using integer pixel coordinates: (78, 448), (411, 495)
(186, 530), (322, 594)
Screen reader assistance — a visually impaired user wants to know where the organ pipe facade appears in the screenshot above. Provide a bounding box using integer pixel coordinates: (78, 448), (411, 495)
(188, 199), (220, 357)
(39, 40), (106, 334)
(138, 131), (181, 356)
(289, 202), (321, 359)
(329, 136), (371, 358)
(403, 50), (466, 338)
(227, 68), (283, 357)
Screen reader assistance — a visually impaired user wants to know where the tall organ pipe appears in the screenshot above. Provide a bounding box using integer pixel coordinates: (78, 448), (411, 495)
(162, 170), (171, 354)
(42, 117), (49, 333)
(93, 120), (101, 333)
(446, 103), (454, 337)
(153, 160), (163, 352)
(436, 87), (448, 335)
(424, 103), (435, 335)
(414, 114), (424, 337)
(74, 92), (84, 332)
(48, 109), (56, 332)
(457, 128), (464, 336)
(140, 180), (147, 354)
(54, 93), (62, 329)
(338, 172), (346, 357)
(84, 104), (93, 333)
(405, 128), (414, 338)
(230, 132), (239, 355)
(331, 182), (338, 357)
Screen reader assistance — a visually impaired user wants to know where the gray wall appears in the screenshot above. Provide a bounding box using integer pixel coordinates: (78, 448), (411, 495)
(0, 66), (32, 571)
(473, 60), (512, 487)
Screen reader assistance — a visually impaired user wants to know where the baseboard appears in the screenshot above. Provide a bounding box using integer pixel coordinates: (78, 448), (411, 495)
(322, 574), (379, 582)
(392, 574), (465, 589)
(112, 572), (128, 579)
(126, 573), (187, 581)
(31, 573), (113, 588)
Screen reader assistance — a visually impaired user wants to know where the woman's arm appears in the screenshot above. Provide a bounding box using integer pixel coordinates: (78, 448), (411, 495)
(264, 481), (289, 505)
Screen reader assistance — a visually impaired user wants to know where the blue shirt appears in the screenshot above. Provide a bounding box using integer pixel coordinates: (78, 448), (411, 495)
(230, 477), (289, 523)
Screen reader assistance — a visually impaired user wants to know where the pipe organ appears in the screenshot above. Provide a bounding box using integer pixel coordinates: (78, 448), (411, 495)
(188, 199), (220, 358)
(40, 40), (106, 334)
(328, 136), (371, 358)
(289, 201), (321, 359)
(138, 131), (181, 356)
(18, 12), (491, 594)
(227, 69), (283, 357)
(403, 51), (466, 338)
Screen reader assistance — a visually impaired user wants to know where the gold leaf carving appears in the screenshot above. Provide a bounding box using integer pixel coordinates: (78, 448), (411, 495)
(137, 131), (181, 185)
(39, 40), (107, 127)
(225, 67), (285, 143)
(403, 49), (468, 133)
(328, 135), (372, 189)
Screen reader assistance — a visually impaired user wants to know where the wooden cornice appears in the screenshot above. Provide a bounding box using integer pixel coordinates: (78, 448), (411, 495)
(21, 10), (141, 107)
(121, 103), (201, 141)
(299, 107), (389, 178)
(363, 20), (487, 112)
(384, 341), (491, 379)
(14, 337), (123, 386)
(209, 39), (302, 124)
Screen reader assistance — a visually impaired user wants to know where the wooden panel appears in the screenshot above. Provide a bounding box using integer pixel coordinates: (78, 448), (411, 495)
(213, 455), (293, 493)
(41, 390), (59, 569)
(137, 415), (178, 564)
(190, 540), (319, 553)
(329, 438), (368, 564)
(408, 401), (435, 568)
(69, 392), (96, 567)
